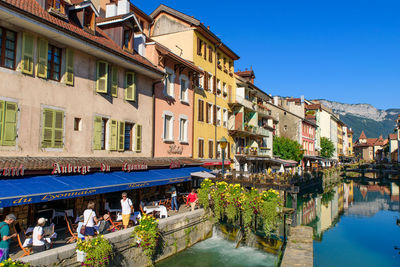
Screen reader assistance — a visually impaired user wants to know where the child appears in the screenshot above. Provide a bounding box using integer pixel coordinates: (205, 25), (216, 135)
(76, 215), (85, 241)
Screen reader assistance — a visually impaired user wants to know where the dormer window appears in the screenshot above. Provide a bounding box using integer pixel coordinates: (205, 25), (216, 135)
(48, 0), (65, 14)
(123, 29), (132, 51)
(83, 8), (95, 32)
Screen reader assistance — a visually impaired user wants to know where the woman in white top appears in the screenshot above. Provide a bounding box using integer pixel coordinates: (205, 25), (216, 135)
(83, 201), (102, 240)
(32, 217), (47, 253)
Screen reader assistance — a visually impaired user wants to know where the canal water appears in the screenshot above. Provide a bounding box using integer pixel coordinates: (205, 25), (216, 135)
(294, 179), (400, 267)
(156, 227), (279, 267)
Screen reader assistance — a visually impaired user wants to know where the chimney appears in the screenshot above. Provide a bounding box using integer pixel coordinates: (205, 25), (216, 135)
(301, 95), (304, 103)
(207, 26), (210, 30)
(117, 0), (130, 15)
(273, 96), (279, 106)
(134, 34), (146, 57)
(106, 3), (117, 18)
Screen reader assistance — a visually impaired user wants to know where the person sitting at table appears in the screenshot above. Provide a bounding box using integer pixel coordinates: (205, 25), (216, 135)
(96, 214), (111, 234)
(32, 218), (49, 253)
(186, 189), (198, 212)
(83, 201), (102, 240)
(76, 215), (85, 241)
(121, 192), (133, 229)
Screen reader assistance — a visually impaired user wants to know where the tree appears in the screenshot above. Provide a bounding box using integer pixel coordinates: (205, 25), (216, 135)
(273, 136), (303, 162)
(320, 137), (335, 158)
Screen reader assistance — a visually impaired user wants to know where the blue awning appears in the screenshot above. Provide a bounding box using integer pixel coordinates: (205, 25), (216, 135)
(0, 166), (209, 208)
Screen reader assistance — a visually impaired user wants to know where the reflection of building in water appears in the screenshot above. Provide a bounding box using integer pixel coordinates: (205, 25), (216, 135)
(320, 200), (332, 232)
(331, 187), (339, 220)
(391, 183), (399, 202)
(338, 184), (344, 213)
(301, 198), (317, 225)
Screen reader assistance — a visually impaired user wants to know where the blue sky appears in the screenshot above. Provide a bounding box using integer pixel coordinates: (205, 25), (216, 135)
(135, 0), (400, 110)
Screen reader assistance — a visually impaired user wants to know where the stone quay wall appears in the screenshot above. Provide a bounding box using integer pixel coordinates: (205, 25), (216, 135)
(21, 209), (213, 266)
(281, 226), (313, 267)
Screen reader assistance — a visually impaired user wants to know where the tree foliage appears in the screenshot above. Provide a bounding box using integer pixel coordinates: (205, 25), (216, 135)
(320, 137), (335, 158)
(273, 136), (303, 162)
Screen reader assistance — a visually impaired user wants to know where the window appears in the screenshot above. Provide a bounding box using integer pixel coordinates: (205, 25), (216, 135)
(125, 72), (136, 101)
(223, 109), (228, 127)
(208, 46), (213, 62)
(198, 99), (204, 122)
(198, 75), (204, 89)
(83, 8), (95, 31)
(93, 116), (108, 150)
(216, 79), (221, 94)
(203, 42), (207, 60)
(124, 123), (134, 151)
(163, 113), (173, 141)
(208, 74), (213, 92)
(165, 68), (175, 97)
(74, 118), (81, 131)
(179, 117), (188, 143)
(0, 100), (18, 146)
(229, 61), (233, 72)
(216, 106), (221, 126)
(213, 105), (217, 126)
(47, 44), (61, 81)
(48, 0), (66, 14)
(42, 108), (64, 148)
(180, 75), (189, 102)
(96, 61), (108, 93)
(223, 82), (227, 96)
(217, 53), (221, 68)
(198, 139), (204, 158)
(223, 57), (227, 71)
(206, 103), (212, 124)
(123, 29), (132, 50)
(208, 140), (214, 159)
(0, 28), (16, 69)
(197, 37), (202, 56)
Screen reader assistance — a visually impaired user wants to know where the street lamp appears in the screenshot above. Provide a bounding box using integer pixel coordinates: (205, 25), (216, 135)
(218, 136), (228, 177)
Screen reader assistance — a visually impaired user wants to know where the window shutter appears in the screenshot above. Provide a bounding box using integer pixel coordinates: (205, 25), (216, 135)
(3, 102), (18, 146)
(109, 119), (118, 151)
(53, 111), (64, 148)
(213, 76), (216, 94)
(96, 61), (108, 93)
(203, 43), (207, 60)
(125, 72), (136, 101)
(198, 100), (203, 121)
(0, 101), (3, 144)
(117, 121), (125, 151)
(65, 48), (74, 85)
(136, 124), (142, 152)
(204, 73), (208, 91)
(111, 66), (118, 97)
(21, 33), (34, 75)
(42, 109), (54, 148)
(206, 104), (209, 123)
(197, 37), (201, 55)
(37, 38), (48, 78)
(227, 142), (230, 159)
(213, 105), (217, 125)
(93, 116), (103, 150)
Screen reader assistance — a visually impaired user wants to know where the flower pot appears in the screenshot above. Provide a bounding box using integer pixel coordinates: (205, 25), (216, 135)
(76, 250), (86, 262)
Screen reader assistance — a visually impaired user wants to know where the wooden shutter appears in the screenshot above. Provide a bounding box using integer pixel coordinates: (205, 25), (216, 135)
(96, 61), (108, 93)
(197, 37), (201, 55)
(213, 105), (217, 125)
(109, 119), (118, 151)
(93, 116), (103, 150)
(2, 102), (17, 146)
(21, 33), (34, 75)
(198, 99), (203, 122)
(209, 47), (213, 62)
(227, 142), (230, 159)
(213, 76), (216, 94)
(208, 140), (213, 158)
(204, 73), (208, 91)
(42, 109), (54, 148)
(53, 110), (64, 148)
(125, 72), (136, 101)
(111, 66), (118, 97)
(198, 139), (203, 158)
(206, 104), (209, 123)
(65, 48), (74, 85)
(136, 124), (142, 152)
(0, 101), (3, 144)
(117, 121), (125, 151)
(203, 43), (207, 60)
(37, 38), (48, 78)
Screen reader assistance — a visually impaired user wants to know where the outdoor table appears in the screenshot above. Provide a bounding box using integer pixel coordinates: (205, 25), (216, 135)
(143, 205), (168, 218)
(115, 211), (142, 224)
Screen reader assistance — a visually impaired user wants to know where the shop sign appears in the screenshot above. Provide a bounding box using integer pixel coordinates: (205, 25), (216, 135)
(169, 160), (181, 169)
(100, 163), (111, 172)
(0, 165), (25, 177)
(168, 145), (183, 155)
(52, 163), (91, 175)
(128, 182), (150, 188)
(122, 162), (148, 172)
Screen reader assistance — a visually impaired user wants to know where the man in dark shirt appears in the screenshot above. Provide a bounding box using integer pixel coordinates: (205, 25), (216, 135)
(0, 214), (17, 262)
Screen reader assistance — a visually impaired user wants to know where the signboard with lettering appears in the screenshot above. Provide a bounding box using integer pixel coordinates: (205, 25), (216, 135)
(0, 165), (25, 177)
(122, 163), (148, 172)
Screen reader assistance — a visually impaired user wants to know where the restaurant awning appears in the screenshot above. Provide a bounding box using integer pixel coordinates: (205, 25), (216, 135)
(190, 171), (216, 178)
(0, 166), (209, 208)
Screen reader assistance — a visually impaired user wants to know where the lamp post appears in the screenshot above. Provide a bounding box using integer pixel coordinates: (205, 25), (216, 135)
(218, 136), (228, 178)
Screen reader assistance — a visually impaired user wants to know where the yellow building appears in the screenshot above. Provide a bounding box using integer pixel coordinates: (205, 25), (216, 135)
(337, 121), (344, 156)
(348, 128), (354, 156)
(150, 5), (239, 169)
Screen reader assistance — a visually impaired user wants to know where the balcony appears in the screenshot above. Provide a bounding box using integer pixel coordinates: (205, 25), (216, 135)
(235, 146), (271, 157)
(229, 95), (257, 111)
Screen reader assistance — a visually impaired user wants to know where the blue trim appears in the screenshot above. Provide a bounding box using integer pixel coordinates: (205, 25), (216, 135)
(0, 167), (210, 208)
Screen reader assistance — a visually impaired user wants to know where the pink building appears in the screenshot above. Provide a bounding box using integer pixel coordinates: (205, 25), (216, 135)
(302, 119), (317, 156)
(146, 43), (202, 157)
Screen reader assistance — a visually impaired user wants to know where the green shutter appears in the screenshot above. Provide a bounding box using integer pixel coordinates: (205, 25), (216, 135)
(3, 102), (18, 146)
(0, 101), (4, 144)
(65, 48), (74, 85)
(136, 124), (142, 152)
(37, 38), (48, 78)
(93, 116), (103, 150)
(96, 61), (108, 93)
(109, 119), (118, 151)
(117, 121), (125, 151)
(42, 109), (54, 148)
(125, 72), (136, 101)
(21, 33), (34, 75)
(111, 66), (118, 97)
(53, 111), (64, 148)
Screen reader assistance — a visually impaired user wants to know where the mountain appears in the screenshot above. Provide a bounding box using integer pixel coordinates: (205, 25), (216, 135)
(318, 100), (399, 140)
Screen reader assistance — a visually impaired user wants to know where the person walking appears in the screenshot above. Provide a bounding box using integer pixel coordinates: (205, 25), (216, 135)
(0, 214), (16, 262)
(186, 189), (198, 212)
(83, 201), (101, 240)
(120, 192), (133, 229)
(170, 186), (178, 211)
(32, 218), (48, 253)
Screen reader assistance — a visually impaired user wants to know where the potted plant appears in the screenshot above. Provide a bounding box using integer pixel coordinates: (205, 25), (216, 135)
(132, 215), (159, 266)
(76, 235), (113, 266)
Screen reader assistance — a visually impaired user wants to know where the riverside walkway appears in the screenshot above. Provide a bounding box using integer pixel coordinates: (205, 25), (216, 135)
(281, 226), (313, 267)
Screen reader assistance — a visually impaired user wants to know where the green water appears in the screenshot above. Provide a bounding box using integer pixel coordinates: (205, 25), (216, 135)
(156, 231), (278, 267)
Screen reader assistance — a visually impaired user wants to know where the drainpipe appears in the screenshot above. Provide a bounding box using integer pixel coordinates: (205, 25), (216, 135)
(152, 80), (163, 158)
(215, 42), (222, 161)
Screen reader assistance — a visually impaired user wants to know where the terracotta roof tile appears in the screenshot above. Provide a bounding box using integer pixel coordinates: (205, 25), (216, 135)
(1, 0), (162, 75)
(359, 130), (367, 139)
(389, 133), (397, 140)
